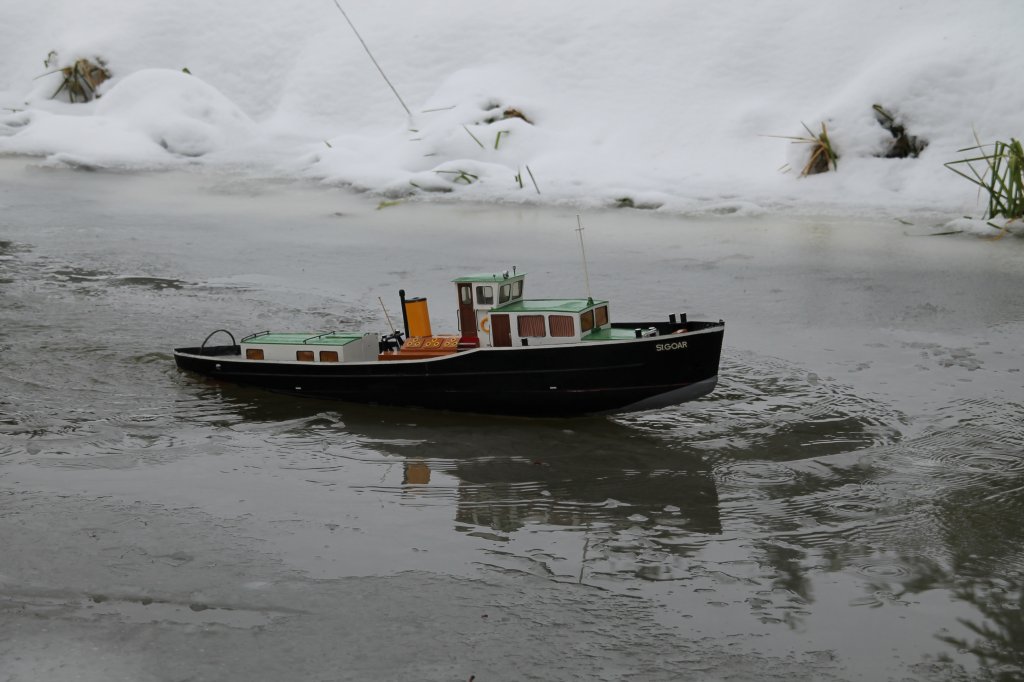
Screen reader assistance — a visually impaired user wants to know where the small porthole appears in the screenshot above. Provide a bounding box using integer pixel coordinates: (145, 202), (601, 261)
(245, 348), (264, 360)
(320, 350), (339, 362)
(296, 350), (314, 361)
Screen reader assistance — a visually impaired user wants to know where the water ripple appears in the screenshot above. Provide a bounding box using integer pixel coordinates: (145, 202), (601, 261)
(851, 556), (912, 580)
(716, 461), (796, 487)
(620, 350), (906, 463)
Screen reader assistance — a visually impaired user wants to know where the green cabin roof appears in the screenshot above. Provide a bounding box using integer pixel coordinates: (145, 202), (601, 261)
(242, 332), (366, 346)
(492, 298), (607, 314)
(451, 272), (526, 283)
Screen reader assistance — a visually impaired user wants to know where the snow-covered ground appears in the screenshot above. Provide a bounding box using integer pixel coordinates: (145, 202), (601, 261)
(1, 1), (1021, 220)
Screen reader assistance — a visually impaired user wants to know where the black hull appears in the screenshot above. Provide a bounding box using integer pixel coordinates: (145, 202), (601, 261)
(174, 321), (724, 417)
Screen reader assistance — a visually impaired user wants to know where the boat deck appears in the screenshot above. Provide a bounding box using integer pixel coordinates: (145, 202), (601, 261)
(582, 328), (651, 341)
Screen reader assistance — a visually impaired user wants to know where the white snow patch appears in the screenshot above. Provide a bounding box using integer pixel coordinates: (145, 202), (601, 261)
(95, 69), (257, 157)
(0, 0), (1021, 218)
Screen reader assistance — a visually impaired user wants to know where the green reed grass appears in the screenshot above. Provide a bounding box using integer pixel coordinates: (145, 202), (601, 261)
(945, 137), (1024, 220)
(434, 169), (479, 184)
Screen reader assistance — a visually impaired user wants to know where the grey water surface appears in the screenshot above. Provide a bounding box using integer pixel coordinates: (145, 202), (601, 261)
(1, 159), (1022, 681)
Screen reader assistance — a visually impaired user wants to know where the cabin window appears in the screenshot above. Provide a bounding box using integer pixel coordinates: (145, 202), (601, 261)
(581, 309), (595, 333)
(459, 286), (472, 305)
(296, 350), (314, 361)
(476, 285), (493, 305)
(511, 280), (523, 299)
(245, 348), (264, 360)
(517, 314), (546, 337)
(319, 350), (339, 362)
(499, 283), (511, 304)
(549, 315), (575, 337)
(595, 305), (609, 327)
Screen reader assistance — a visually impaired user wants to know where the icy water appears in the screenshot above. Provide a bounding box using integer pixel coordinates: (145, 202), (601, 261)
(1, 159), (1022, 681)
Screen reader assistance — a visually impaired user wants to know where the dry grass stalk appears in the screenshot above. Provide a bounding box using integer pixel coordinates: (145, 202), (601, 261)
(42, 54), (110, 103)
(768, 122), (839, 176)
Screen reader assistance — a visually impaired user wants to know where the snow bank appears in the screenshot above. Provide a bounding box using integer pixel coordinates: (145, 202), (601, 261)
(0, 69), (256, 166)
(1, 0), (1022, 217)
(95, 69), (256, 157)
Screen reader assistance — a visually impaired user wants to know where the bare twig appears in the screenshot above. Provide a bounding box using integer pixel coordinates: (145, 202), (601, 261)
(526, 165), (540, 194)
(330, 1), (411, 117)
(462, 125), (484, 149)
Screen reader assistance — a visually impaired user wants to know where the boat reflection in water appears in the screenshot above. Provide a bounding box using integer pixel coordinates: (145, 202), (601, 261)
(194, 383), (722, 541)
(427, 429), (720, 537)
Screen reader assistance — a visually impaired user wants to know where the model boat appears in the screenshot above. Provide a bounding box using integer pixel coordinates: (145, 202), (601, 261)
(173, 269), (724, 416)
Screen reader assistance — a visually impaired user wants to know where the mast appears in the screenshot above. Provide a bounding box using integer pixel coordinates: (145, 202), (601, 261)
(576, 215), (593, 304)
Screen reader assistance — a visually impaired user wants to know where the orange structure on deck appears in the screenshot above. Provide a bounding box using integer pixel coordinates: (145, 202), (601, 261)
(404, 297), (433, 338)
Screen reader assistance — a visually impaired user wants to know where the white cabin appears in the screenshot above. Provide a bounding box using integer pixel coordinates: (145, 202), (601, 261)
(239, 331), (378, 363)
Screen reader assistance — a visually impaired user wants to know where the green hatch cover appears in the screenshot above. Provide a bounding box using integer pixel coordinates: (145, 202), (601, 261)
(242, 332), (365, 346)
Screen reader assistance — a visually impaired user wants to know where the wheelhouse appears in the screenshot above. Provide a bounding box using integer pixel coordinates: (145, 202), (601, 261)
(452, 271), (527, 347)
(450, 270), (616, 348)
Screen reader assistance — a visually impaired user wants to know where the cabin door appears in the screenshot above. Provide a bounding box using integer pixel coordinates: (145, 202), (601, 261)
(457, 284), (476, 338)
(491, 314), (512, 347)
